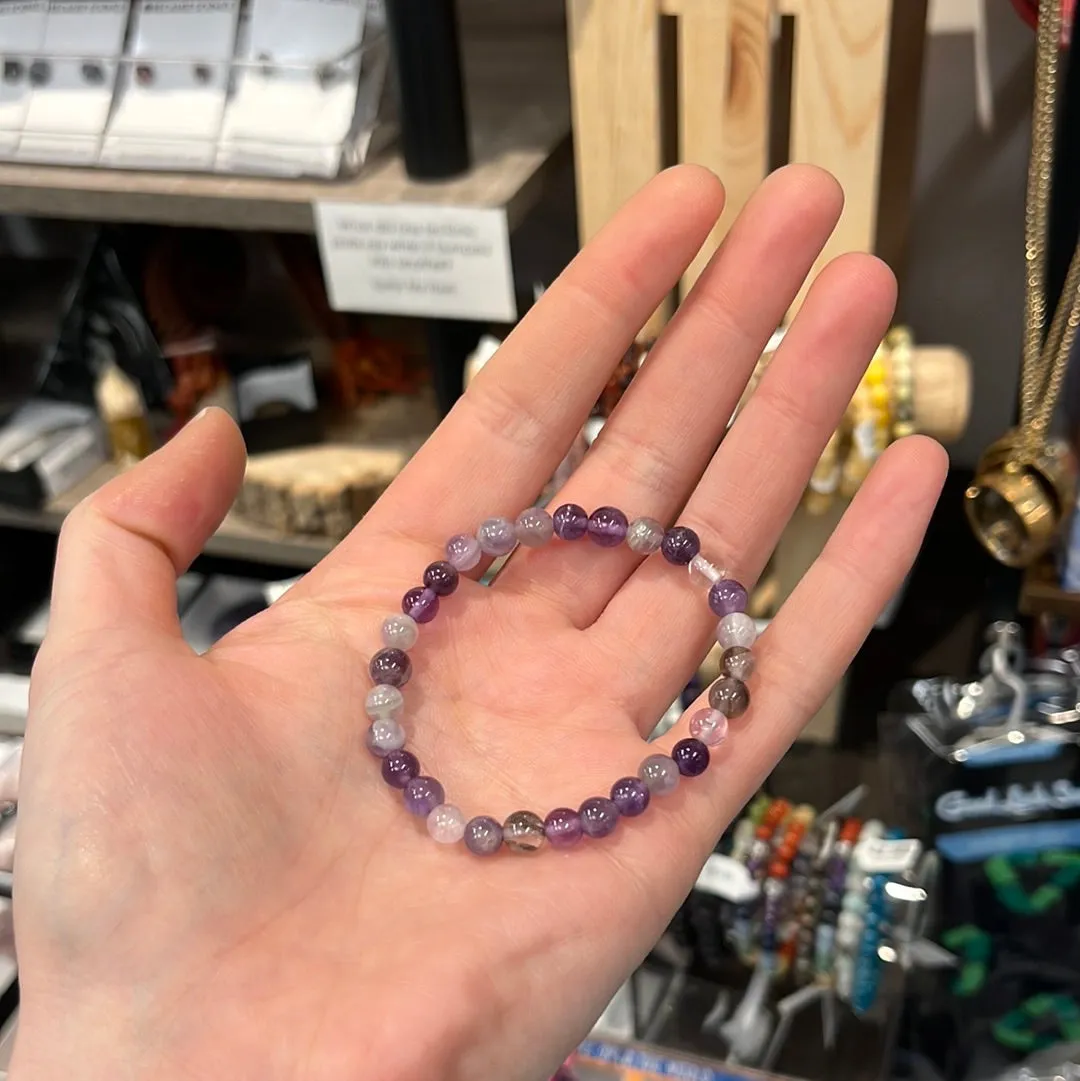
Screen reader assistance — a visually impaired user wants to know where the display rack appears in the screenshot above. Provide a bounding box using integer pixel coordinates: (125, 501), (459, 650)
(0, 38), (570, 234)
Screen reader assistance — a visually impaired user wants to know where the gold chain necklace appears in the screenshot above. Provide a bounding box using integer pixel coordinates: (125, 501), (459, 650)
(966, 0), (1079, 567)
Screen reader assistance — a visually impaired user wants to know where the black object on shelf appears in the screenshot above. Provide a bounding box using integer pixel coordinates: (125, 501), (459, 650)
(383, 0), (470, 181)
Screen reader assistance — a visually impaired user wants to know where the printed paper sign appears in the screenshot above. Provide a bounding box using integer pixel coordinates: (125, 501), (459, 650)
(314, 201), (517, 322)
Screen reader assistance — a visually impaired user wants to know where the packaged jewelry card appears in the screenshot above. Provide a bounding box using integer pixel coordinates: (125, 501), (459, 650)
(100, 0), (241, 170)
(17, 0), (130, 164)
(0, 1), (49, 155)
(216, 0), (365, 177)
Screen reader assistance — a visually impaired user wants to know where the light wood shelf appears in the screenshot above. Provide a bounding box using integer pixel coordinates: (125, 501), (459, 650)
(0, 39), (570, 233)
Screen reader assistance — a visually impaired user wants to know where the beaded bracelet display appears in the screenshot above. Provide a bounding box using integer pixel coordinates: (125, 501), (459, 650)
(364, 505), (757, 855)
(732, 799), (792, 957)
(814, 817), (861, 980)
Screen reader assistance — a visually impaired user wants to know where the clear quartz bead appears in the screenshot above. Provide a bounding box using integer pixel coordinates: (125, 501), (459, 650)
(716, 611), (757, 650)
(427, 804), (467, 844)
(365, 684), (404, 720)
(688, 554), (725, 587)
(381, 613), (419, 650)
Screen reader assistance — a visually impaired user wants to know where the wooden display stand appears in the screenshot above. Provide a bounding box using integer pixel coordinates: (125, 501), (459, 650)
(567, 0), (916, 333)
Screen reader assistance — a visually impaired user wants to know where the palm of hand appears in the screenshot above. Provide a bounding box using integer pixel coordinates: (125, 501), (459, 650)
(12, 167), (945, 1081)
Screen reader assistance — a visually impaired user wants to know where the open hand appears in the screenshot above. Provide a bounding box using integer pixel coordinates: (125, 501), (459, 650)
(12, 165), (946, 1081)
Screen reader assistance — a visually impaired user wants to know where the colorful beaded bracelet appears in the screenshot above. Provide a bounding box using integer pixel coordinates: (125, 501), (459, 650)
(363, 504), (757, 855)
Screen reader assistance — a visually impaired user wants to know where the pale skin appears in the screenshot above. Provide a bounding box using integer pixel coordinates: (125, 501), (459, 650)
(9, 165), (946, 1081)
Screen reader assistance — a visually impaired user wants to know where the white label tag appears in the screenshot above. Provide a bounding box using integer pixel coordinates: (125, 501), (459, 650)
(854, 837), (922, 875)
(694, 854), (760, 903)
(314, 202), (517, 322)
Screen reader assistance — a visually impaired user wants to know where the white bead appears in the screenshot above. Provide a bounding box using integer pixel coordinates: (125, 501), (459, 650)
(365, 718), (406, 756)
(381, 614), (419, 650)
(427, 804), (466, 844)
(716, 612), (757, 650)
(688, 554), (724, 587)
(365, 684), (404, 720)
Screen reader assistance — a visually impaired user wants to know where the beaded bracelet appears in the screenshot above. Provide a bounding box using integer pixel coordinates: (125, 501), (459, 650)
(759, 805), (814, 961)
(794, 820), (836, 985)
(732, 799), (791, 957)
(836, 821), (883, 1001)
(814, 817), (861, 980)
(364, 505), (757, 855)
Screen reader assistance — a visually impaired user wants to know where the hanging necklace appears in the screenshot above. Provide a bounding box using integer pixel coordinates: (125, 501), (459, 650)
(966, 0), (1080, 567)
(364, 505), (755, 854)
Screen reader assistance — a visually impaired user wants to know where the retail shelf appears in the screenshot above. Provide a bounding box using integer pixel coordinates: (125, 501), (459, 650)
(0, 463), (335, 569)
(0, 39), (570, 233)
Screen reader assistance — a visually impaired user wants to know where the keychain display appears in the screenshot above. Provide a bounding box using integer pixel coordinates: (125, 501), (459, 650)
(884, 623), (1080, 1080)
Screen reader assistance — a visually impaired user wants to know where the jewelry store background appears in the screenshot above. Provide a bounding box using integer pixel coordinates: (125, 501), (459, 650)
(1, 1), (1080, 1081)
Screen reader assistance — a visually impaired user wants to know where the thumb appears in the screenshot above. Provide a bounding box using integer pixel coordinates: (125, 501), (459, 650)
(47, 408), (246, 645)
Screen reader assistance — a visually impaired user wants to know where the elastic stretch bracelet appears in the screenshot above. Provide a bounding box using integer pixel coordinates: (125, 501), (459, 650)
(364, 505), (757, 855)
(814, 817), (861, 980)
(836, 820), (883, 1000)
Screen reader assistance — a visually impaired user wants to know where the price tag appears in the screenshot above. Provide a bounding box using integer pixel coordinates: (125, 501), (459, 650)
(694, 854), (760, 903)
(314, 202), (517, 322)
(854, 837), (922, 875)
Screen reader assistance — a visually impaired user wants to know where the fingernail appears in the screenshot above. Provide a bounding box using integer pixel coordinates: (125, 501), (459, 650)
(190, 407), (210, 423)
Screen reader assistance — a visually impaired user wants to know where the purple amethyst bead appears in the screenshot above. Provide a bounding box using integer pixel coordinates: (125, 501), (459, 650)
(587, 506), (629, 548)
(369, 647), (412, 688)
(708, 578), (749, 617)
(610, 776), (651, 817)
(579, 796), (620, 838)
(544, 807), (584, 848)
(423, 560), (460, 596)
(381, 749), (420, 789)
(464, 815), (503, 856)
(672, 737), (710, 777)
(402, 586), (439, 624)
(661, 526), (701, 565)
(552, 503), (588, 540)
(403, 775), (445, 817)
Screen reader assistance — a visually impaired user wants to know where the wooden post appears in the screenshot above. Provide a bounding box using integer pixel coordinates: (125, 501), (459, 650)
(675, 0), (772, 298)
(786, 0), (892, 311)
(566, 0), (670, 335)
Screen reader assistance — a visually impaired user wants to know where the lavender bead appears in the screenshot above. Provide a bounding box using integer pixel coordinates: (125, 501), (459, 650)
(446, 533), (482, 571)
(626, 517), (665, 554)
(404, 776), (445, 817)
(464, 815), (503, 856)
(515, 507), (554, 547)
(672, 738), (710, 777)
(722, 646), (756, 681)
(365, 718), (406, 758)
(427, 804), (466, 844)
(639, 753), (680, 796)
(661, 526), (701, 565)
(689, 707), (728, 747)
(610, 776), (651, 817)
(552, 503), (588, 540)
(402, 586), (439, 624)
(381, 749), (419, 789)
(544, 807), (583, 848)
(365, 683), (404, 720)
(381, 614), (418, 650)
(423, 561), (459, 596)
(708, 578), (749, 617)
(369, 647), (412, 688)
(587, 506), (629, 547)
(478, 516), (517, 556)
(708, 676), (750, 718)
(579, 797), (620, 838)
